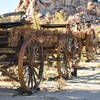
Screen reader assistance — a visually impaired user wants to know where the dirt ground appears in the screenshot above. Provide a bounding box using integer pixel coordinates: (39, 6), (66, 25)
(0, 63), (100, 100)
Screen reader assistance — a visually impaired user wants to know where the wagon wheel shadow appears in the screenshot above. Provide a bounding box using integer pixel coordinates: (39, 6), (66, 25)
(0, 87), (16, 96)
(68, 70), (100, 85)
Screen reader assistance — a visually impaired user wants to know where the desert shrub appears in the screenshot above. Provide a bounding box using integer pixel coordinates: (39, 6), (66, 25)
(31, 11), (68, 31)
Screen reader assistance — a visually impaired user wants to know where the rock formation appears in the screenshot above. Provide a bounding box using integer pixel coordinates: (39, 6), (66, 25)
(15, 0), (93, 16)
(67, 1), (100, 24)
(15, 0), (100, 24)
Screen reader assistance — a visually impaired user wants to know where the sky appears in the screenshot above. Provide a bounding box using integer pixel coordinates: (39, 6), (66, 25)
(0, 0), (19, 14)
(0, 0), (100, 14)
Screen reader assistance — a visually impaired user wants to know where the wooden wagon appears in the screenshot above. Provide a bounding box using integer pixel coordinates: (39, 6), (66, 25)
(0, 11), (82, 93)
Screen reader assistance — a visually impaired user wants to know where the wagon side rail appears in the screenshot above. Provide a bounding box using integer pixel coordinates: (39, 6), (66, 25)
(0, 11), (25, 18)
(0, 21), (32, 28)
(40, 24), (67, 29)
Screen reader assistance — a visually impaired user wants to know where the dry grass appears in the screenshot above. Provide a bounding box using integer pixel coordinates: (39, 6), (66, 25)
(31, 11), (68, 32)
(94, 25), (100, 32)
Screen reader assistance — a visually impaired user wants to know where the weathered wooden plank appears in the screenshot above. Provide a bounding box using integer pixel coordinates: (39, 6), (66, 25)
(0, 48), (16, 53)
(0, 57), (17, 64)
(0, 21), (32, 28)
(0, 11), (25, 18)
(40, 24), (67, 28)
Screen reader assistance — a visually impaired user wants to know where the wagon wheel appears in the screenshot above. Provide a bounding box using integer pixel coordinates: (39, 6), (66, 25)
(61, 53), (72, 79)
(90, 46), (96, 61)
(18, 37), (44, 91)
(57, 35), (73, 79)
(57, 52), (73, 79)
(86, 45), (96, 62)
(95, 43), (100, 55)
(57, 36), (82, 79)
(57, 47), (72, 79)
